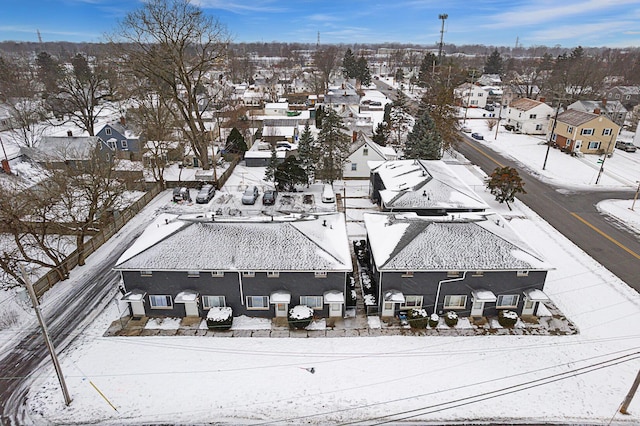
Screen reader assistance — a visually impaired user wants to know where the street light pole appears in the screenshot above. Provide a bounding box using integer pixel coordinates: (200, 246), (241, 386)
(595, 133), (615, 185)
(630, 181), (640, 211)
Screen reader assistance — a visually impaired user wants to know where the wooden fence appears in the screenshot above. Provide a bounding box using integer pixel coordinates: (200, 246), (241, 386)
(31, 182), (163, 298)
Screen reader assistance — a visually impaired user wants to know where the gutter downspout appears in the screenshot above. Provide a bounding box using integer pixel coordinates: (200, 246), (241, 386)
(378, 270), (383, 316)
(434, 271), (467, 315)
(238, 272), (244, 306)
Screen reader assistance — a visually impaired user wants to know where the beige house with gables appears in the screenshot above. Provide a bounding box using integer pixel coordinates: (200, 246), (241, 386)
(547, 110), (619, 156)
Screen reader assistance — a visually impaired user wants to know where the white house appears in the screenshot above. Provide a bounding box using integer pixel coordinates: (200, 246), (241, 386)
(454, 83), (487, 108)
(264, 102), (289, 116)
(505, 98), (554, 135)
(344, 133), (397, 179)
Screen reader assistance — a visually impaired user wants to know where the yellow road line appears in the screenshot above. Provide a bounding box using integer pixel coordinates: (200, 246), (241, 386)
(570, 213), (640, 260)
(461, 138), (505, 168)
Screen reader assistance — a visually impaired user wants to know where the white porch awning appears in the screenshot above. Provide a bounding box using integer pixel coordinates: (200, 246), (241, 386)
(383, 290), (405, 303)
(122, 289), (146, 301)
(471, 289), (497, 302)
(523, 289), (550, 302)
(270, 291), (291, 304)
(323, 290), (345, 304)
(175, 290), (199, 303)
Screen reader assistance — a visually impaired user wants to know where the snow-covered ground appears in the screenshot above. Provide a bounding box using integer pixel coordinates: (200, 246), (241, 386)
(1, 151), (636, 424)
(1, 100), (640, 423)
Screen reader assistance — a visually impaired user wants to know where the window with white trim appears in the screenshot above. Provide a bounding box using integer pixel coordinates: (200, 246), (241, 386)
(602, 128), (612, 136)
(242, 271), (255, 277)
(615, 94), (620, 99)
(121, 139), (128, 149)
(517, 270), (529, 277)
(551, 133), (557, 142)
(535, 124), (543, 131)
(267, 271), (280, 278)
(202, 295), (225, 309)
(497, 294), (519, 308)
(246, 296), (269, 309)
(211, 271), (224, 277)
(140, 270), (153, 277)
(567, 125), (573, 134)
(587, 141), (601, 150)
(401, 295), (423, 308)
(529, 114), (537, 119)
(105, 128), (112, 135)
(401, 271), (414, 277)
(581, 128), (594, 135)
(625, 95), (630, 100)
(149, 295), (172, 309)
(446, 271), (460, 278)
(187, 271), (200, 278)
(108, 140), (116, 150)
(351, 163), (357, 171)
(300, 296), (323, 309)
(363, 147), (369, 156)
(314, 271), (327, 278)
(443, 295), (467, 309)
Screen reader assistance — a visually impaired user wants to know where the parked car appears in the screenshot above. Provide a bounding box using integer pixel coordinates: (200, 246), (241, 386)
(471, 133), (484, 140)
(172, 187), (191, 203)
(241, 186), (259, 205)
(196, 184), (216, 204)
(262, 189), (277, 205)
(615, 141), (637, 153)
(485, 105), (495, 111)
(461, 126), (472, 133)
(321, 184), (335, 203)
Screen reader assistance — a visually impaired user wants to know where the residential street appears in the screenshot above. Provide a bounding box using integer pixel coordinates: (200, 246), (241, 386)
(456, 135), (640, 291)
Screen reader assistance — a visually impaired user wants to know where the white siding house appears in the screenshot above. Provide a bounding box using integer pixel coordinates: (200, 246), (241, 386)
(454, 83), (487, 109)
(344, 133), (397, 179)
(505, 98), (554, 135)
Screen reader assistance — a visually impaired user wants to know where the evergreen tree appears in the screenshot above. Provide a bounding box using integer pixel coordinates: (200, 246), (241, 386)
(275, 157), (308, 191)
(355, 56), (371, 86)
(297, 123), (317, 184)
(265, 143), (278, 182)
(225, 127), (247, 154)
(316, 109), (351, 184)
(315, 105), (325, 128)
(342, 48), (357, 79)
(484, 49), (503, 75)
(389, 88), (411, 146)
(417, 52), (437, 87)
(404, 110), (443, 160)
(371, 122), (389, 146)
(383, 103), (392, 124)
(485, 166), (526, 211)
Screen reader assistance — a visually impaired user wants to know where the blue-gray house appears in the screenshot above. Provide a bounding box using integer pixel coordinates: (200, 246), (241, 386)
(114, 212), (352, 320)
(96, 119), (141, 160)
(363, 212), (553, 319)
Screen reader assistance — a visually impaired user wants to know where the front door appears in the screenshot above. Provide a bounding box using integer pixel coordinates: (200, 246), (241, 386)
(130, 300), (145, 317)
(381, 302), (395, 317)
(183, 301), (199, 317)
(275, 303), (288, 317)
(574, 140), (582, 152)
(522, 298), (536, 316)
(470, 299), (485, 316)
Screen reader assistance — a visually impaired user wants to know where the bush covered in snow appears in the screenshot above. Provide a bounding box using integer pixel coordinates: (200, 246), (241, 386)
(353, 240), (370, 267)
(206, 307), (233, 330)
(428, 313), (440, 328)
(288, 305), (314, 329)
(498, 310), (518, 327)
(407, 308), (429, 328)
(346, 273), (357, 307)
(444, 311), (459, 327)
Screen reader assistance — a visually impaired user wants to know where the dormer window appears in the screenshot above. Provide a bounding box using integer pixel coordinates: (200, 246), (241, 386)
(105, 128), (112, 135)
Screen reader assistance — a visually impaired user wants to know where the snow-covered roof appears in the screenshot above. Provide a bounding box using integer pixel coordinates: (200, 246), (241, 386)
(523, 288), (550, 301)
(114, 213), (352, 272)
(471, 289), (497, 302)
(323, 290), (344, 303)
(369, 159), (488, 211)
(22, 136), (100, 161)
(363, 212), (552, 272)
(270, 291), (291, 304)
(175, 291), (198, 303)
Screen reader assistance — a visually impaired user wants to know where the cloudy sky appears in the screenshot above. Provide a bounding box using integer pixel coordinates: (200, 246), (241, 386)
(1, 0), (640, 48)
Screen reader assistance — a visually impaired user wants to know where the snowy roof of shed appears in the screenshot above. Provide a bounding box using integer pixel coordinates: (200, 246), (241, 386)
(114, 213), (352, 272)
(23, 136), (100, 161)
(369, 159), (488, 211)
(363, 212), (552, 272)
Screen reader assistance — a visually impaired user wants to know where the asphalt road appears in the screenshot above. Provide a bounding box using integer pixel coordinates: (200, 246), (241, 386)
(0, 225), (145, 425)
(456, 135), (640, 291)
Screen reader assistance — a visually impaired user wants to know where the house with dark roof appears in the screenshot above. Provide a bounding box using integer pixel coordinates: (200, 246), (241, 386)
(548, 110), (620, 156)
(605, 86), (640, 110)
(368, 159), (488, 215)
(363, 212), (553, 319)
(114, 212), (352, 320)
(96, 120), (141, 160)
(568, 100), (627, 127)
(505, 98), (554, 135)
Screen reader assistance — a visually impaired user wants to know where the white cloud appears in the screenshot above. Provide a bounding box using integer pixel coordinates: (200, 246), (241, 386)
(195, 0), (287, 14)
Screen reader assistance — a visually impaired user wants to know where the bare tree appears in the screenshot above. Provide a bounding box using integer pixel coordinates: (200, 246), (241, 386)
(112, 0), (231, 171)
(314, 46), (339, 92)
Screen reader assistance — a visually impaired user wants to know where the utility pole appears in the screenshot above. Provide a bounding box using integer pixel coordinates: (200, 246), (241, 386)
(620, 369), (640, 414)
(21, 265), (72, 406)
(462, 70), (475, 126)
(437, 14), (448, 64)
(630, 181), (640, 211)
(595, 133), (615, 185)
(543, 98), (563, 171)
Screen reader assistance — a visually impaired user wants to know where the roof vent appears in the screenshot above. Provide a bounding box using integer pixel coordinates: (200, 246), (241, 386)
(322, 220), (327, 227)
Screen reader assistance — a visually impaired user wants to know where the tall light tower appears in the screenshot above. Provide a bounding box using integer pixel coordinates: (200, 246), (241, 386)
(438, 14), (448, 64)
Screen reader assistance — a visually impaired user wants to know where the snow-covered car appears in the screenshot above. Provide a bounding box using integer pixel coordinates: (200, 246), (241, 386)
(471, 133), (484, 140)
(196, 184), (216, 204)
(241, 186), (259, 205)
(615, 141), (637, 152)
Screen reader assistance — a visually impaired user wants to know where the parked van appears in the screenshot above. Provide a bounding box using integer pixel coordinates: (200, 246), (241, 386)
(321, 184), (335, 203)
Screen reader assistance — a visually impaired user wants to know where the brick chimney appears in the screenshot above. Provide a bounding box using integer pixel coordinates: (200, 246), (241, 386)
(602, 98), (607, 107)
(352, 131), (358, 142)
(67, 130), (73, 136)
(120, 116), (126, 126)
(594, 108), (601, 115)
(539, 97), (546, 103)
